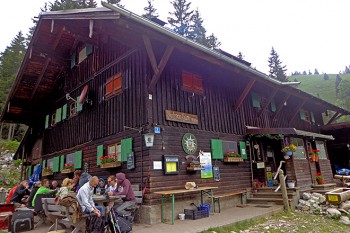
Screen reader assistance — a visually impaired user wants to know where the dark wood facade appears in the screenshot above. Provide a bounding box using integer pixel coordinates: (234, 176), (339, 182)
(2, 6), (350, 221)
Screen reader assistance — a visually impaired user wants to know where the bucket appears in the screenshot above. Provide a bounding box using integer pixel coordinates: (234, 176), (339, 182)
(178, 213), (185, 220)
(287, 182), (295, 188)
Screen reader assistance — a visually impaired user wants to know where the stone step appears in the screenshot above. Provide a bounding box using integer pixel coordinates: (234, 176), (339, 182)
(247, 197), (293, 205)
(251, 192), (296, 198)
(252, 187), (297, 194)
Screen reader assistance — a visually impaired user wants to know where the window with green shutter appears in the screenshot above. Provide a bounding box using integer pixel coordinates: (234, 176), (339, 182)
(60, 155), (65, 171)
(251, 92), (261, 108)
(97, 145), (104, 165)
(77, 96), (83, 112)
(211, 139), (223, 159)
(45, 115), (49, 129)
(121, 138), (133, 162)
(310, 112), (315, 123)
(62, 104), (67, 120)
(55, 108), (62, 123)
(27, 166), (32, 177)
(53, 157), (60, 172)
(239, 141), (247, 159)
(299, 109), (306, 120)
(74, 150), (83, 169)
(42, 160), (46, 168)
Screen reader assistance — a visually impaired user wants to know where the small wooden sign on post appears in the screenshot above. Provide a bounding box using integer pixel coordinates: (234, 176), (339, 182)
(165, 110), (198, 125)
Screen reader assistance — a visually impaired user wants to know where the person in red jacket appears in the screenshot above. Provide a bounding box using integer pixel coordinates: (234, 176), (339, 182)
(6, 184), (19, 204)
(107, 173), (136, 215)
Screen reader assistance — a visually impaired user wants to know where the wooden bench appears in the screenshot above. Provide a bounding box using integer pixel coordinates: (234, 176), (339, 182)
(212, 190), (247, 213)
(42, 198), (88, 233)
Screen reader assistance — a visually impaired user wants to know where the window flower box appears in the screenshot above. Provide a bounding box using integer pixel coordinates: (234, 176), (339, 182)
(224, 157), (244, 162)
(100, 161), (122, 168)
(61, 164), (75, 174)
(100, 155), (121, 168)
(42, 166), (53, 176)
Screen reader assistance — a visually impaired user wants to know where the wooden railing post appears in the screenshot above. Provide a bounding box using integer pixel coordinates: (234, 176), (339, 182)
(279, 169), (290, 211)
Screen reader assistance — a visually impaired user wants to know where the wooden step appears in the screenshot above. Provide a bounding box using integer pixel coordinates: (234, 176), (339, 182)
(251, 192), (296, 198)
(311, 183), (336, 190)
(247, 197), (293, 205)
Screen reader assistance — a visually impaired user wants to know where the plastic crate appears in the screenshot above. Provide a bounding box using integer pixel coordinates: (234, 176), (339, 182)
(184, 208), (209, 220)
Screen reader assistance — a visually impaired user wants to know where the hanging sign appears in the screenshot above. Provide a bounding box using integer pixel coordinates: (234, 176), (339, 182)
(199, 151), (213, 179)
(165, 110), (198, 125)
(127, 152), (135, 170)
(213, 166), (220, 182)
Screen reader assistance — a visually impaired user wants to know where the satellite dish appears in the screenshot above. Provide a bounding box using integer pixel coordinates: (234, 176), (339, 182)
(79, 85), (89, 104)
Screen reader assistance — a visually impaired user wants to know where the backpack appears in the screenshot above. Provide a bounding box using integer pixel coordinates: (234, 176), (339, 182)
(85, 215), (105, 233)
(107, 209), (132, 233)
(58, 194), (82, 224)
(79, 172), (92, 188)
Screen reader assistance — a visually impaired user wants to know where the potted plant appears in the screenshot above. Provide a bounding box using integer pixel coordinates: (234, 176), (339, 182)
(308, 149), (319, 162)
(315, 172), (324, 184)
(281, 144), (296, 156)
(42, 166), (53, 176)
(61, 163), (75, 173)
(100, 155), (121, 168)
(224, 151), (243, 162)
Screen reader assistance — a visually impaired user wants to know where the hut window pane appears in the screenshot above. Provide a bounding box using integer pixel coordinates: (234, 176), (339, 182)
(222, 141), (238, 156)
(316, 141), (327, 159)
(70, 102), (77, 116)
(105, 73), (122, 98)
(182, 71), (204, 94)
(66, 153), (75, 164)
(51, 113), (56, 126)
(290, 137), (306, 159)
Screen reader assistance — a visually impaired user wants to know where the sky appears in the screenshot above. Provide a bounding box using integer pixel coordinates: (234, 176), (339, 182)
(1, 0), (349, 75)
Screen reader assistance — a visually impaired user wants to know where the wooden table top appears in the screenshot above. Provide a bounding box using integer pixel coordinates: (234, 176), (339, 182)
(154, 186), (218, 195)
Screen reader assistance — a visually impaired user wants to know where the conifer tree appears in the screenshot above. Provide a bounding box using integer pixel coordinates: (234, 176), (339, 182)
(188, 9), (206, 43)
(168, 0), (194, 36)
(267, 47), (288, 82)
(142, 0), (158, 19)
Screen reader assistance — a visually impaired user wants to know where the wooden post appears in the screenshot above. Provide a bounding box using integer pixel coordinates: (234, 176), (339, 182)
(278, 169), (290, 211)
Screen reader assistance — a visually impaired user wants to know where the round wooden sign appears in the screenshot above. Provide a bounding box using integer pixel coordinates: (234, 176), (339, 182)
(182, 133), (197, 154)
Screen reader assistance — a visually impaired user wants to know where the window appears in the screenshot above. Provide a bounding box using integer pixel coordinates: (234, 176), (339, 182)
(290, 137), (306, 159)
(316, 141), (327, 159)
(107, 143), (122, 161)
(300, 109), (312, 123)
(51, 113), (56, 126)
(222, 140), (238, 155)
(47, 158), (54, 168)
(182, 71), (204, 94)
(66, 153), (75, 165)
(70, 102), (77, 116)
(251, 92), (261, 108)
(105, 73), (122, 98)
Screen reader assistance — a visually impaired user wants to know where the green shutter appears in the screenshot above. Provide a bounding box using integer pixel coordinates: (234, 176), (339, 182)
(270, 99), (276, 112)
(55, 108), (62, 123)
(86, 44), (93, 56)
(97, 145), (104, 165)
(45, 115), (49, 129)
(74, 150), (83, 169)
(211, 139), (223, 159)
(239, 141), (247, 159)
(60, 155), (65, 171)
(300, 109), (306, 120)
(77, 96), (83, 112)
(42, 160), (46, 168)
(310, 112), (315, 123)
(251, 92), (261, 108)
(53, 157), (60, 172)
(27, 166), (32, 177)
(121, 138), (133, 162)
(62, 104), (67, 120)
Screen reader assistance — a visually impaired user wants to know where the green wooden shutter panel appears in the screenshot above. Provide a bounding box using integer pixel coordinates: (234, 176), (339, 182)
(55, 108), (62, 123)
(239, 141), (247, 159)
(97, 145), (104, 165)
(77, 96), (83, 112)
(42, 160), (46, 168)
(45, 115), (49, 129)
(310, 112), (315, 123)
(270, 99), (276, 112)
(27, 166), (32, 177)
(121, 138), (132, 162)
(74, 150), (83, 169)
(62, 104), (67, 120)
(53, 157), (60, 172)
(300, 110), (306, 120)
(211, 139), (223, 159)
(60, 155), (65, 171)
(251, 92), (261, 108)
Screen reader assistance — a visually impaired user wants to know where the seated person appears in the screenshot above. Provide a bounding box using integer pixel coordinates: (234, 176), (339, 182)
(107, 173), (136, 215)
(57, 178), (74, 200)
(77, 176), (102, 217)
(6, 182), (22, 204)
(32, 179), (53, 207)
(50, 180), (61, 192)
(10, 180), (30, 207)
(27, 181), (42, 208)
(94, 178), (106, 195)
(72, 170), (82, 192)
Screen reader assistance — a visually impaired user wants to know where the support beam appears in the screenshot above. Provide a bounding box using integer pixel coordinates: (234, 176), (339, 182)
(30, 58), (51, 100)
(272, 94), (291, 121)
(289, 99), (306, 126)
(142, 35), (159, 74)
(148, 45), (174, 93)
(258, 89), (278, 117)
(326, 112), (340, 125)
(233, 79), (256, 111)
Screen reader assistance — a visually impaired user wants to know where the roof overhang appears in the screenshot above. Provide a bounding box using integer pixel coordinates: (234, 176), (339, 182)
(246, 126), (335, 140)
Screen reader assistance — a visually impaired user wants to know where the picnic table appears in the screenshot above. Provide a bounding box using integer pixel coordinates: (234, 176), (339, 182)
(92, 194), (125, 215)
(154, 186), (218, 224)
